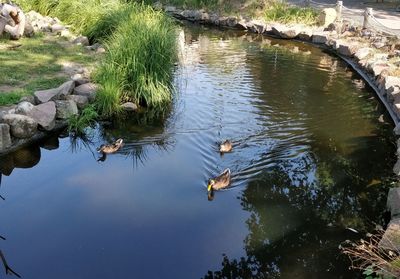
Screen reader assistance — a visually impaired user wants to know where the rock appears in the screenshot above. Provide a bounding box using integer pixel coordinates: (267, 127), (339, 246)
(1, 114), (37, 139)
(72, 36), (89, 46)
(371, 62), (390, 77)
(96, 47), (106, 54)
(324, 22), (338, 32)
(387, 86), (400, 103)
(312, 32), (330, 44)
(379, 218), (400, 251)
(28, 101), (56, 131)
(226, 17), (238, 28)
(297, 28), (313, 41)
(51, 23), (65, 33)
(247, 20), (266, 34)
(393, 103), (400, 119)
(164, 6), (176, 12)
(153, 2), (163, 10)
(272, 24), (300, 39)
(0, 124), (11, 151)
(24, 22), (35, 37)
(66, 95), (89, 110)
(384, 76), (400, 91)
(394, 123), (400, 135)
(60, 29), (71, 38)
(337, 42), (359, 57)
(58, 80), (75, 99)
(73, 83), (97, 102)
(387, 187), (400, 218)
(34, 81), (75, 104)
(19, 95), (36, 105)
(373, 41), (386, 49)
(73, 78), (90, 86)
(15, 101), (34, 115)
(55, 100), (78, 119)
(34, 87), (59, 104)
(354, 48), (372, 60)
(121, 102), (138, 112)
(318, 8), (337, 27)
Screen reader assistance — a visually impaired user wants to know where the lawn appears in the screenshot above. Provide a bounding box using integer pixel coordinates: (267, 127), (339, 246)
(0, 32), (96, 105)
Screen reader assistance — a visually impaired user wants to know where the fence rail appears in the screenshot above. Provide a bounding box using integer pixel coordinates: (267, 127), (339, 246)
(294, 0), (400, 37)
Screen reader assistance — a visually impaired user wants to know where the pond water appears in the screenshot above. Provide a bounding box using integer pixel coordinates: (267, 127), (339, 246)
(0, 24), (397, 279)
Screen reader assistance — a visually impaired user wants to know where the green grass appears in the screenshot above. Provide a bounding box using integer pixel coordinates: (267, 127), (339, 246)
(0, 33), (95, 105)
(14, 0), (178, 117)
(68, 104), (99, 135)
(263, 1), (318, 24)
(94, 4), (177, 116)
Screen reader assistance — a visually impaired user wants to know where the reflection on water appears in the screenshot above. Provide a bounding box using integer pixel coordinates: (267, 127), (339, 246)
(0, 24), (396, 278)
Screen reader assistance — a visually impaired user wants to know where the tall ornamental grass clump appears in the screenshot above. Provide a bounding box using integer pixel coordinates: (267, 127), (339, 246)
(95, 4), (177, 116)
(14, 0), (178, 118)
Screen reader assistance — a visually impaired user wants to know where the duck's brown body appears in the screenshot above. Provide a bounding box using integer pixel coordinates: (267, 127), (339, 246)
(208, 168), (231, 192)
(219, 140), (232, 153)
(98, 138), (123, 154)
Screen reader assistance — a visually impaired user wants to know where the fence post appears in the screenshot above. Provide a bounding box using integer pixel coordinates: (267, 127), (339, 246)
(336, 1), (343, 22)
(363, 7), (373, 29)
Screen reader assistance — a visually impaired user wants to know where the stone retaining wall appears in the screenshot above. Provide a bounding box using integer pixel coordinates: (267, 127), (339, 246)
(0, 77), (97, 154)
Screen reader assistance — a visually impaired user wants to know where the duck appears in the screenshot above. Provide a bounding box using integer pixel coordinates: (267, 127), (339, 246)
(207, 168), (231, 193)
(97, 138), (123, 154)
(219, 140), (233, 153)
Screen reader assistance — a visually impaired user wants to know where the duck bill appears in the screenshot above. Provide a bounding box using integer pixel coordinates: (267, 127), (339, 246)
(207, 184), (212, 192)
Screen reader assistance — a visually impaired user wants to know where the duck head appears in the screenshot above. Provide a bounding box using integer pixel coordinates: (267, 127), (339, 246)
(115, 138), (123, 146)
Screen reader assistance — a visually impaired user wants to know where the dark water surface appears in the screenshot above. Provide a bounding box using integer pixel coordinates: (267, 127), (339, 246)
(0, 24), (397, 278)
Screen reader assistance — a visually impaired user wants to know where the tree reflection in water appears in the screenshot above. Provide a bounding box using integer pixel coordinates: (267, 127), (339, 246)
(203, 130), (395, 278)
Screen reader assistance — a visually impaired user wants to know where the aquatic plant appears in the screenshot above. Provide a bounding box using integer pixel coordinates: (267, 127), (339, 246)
(342, 231), (400, 278)
(68, 105), (99, 135)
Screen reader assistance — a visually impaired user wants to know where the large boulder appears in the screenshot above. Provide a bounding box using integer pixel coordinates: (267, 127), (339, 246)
(318, 8), (337, 27)
(1, 114), (37, 138)
(73, 83), (97, 102)
(55, 100), (78, 119)
(312, 32), (330, 44)
(28, 101), (56, 131)
(337, 41), (360, 57)
(34, 80), (75, 104)
(0, 124), (11, 152)
(272, 24), (300, 39)
(34, 87), (59, 104)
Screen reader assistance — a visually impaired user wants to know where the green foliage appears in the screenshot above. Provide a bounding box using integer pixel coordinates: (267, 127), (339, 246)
(95, 3), (177, 115)
(15, 0), (178, 116)
(0, 33), (94, 105)
(68, 105), (99, 135)
(263, 1), (318, 24)
(0, 92), (26, 106)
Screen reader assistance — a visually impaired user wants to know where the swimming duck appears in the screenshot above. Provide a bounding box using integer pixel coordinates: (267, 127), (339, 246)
(97, 138), (123, 154)
(219, 140), (233, 153)
(207, 168), (231, 193)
